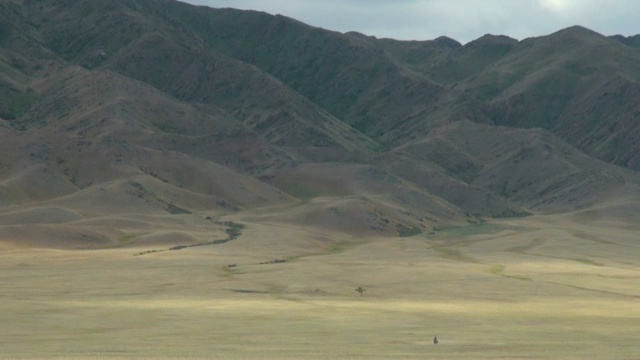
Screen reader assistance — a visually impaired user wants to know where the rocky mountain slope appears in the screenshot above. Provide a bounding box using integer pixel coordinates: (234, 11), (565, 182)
(1, 0), (639, 247)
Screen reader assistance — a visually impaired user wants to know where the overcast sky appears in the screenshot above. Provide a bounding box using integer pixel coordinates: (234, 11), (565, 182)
(181, 0), (639, 44)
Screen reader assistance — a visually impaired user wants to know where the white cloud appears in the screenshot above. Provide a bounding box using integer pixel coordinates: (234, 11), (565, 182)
(539, 0), (570, 12)
(182, 0), (640, 44)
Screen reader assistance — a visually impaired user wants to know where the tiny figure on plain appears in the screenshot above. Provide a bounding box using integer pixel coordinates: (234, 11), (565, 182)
(433, 335), (439, 345)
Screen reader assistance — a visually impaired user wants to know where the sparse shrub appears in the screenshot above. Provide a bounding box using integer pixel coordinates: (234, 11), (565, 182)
(396, 223), (421, 237)
(165, 203), (191, 214)
(224, 222), (245, 239)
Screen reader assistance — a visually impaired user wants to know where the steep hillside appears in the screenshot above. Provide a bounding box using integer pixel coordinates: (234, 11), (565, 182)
(1, 0), (640, 248)
(472, 27), (640, 170)
(388, 121), (636, 213)
(184, 12), (640, 171)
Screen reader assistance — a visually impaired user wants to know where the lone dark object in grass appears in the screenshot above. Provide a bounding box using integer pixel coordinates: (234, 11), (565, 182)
(433, 336), (438, 345)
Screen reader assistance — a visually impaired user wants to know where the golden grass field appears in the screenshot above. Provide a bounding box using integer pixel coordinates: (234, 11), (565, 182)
(0, 203), (639, 359)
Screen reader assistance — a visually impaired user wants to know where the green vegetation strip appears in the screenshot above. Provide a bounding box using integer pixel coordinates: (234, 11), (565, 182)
(487, 264), (532, 281)
(133, 221), (245, 256)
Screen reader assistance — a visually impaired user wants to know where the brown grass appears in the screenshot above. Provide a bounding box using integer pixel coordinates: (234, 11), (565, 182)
(0, 198), (639, 359)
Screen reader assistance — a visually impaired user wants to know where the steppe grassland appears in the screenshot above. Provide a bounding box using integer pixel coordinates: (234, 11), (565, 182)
(0, 213), (638, 359)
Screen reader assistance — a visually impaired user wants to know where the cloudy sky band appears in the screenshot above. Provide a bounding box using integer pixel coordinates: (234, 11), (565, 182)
(182, 0), (639, 44)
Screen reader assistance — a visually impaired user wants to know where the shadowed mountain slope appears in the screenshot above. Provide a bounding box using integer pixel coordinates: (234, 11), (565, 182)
(1, 0), (639, 247)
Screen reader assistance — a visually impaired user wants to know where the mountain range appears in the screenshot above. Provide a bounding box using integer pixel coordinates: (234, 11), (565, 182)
(1, 0), (639, 247)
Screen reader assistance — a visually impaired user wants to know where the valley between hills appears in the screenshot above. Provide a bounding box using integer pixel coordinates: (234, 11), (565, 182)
(0, 0), (639, 358)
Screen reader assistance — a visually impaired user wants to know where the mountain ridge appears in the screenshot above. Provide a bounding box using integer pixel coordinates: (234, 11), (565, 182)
(1, 0), (640, 247)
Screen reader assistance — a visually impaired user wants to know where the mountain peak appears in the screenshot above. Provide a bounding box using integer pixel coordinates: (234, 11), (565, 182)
(465, 34), (518, 47)
(550, 25), (605, 40)
(433, 36), (462, 48)
(609, 34), (640, 48)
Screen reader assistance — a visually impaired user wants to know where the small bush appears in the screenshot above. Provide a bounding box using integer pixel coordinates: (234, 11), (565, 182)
(396, 223), (421, 237)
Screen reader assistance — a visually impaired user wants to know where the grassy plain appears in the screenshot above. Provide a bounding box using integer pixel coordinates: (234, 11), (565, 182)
(0, 210), (639, 359)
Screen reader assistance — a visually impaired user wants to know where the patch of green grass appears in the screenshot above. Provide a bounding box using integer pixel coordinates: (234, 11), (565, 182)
(117, 233), (144, 244)
(433, 222), (524, 237)
(505, 274), (533, 281)
(284, 238), (370, 264)
(506, 238), (544, 254)
(488, 264), (532, 281)
(568, 258), (603, 267)
(327, 238), (369, 254)
(433, 247), (478, 263)
(487, 264), (506, 275)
